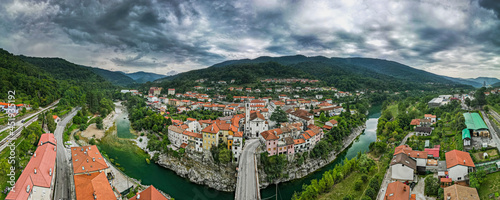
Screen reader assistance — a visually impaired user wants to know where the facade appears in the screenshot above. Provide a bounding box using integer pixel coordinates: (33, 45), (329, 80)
(168, 126), (185, 149)
(415, 127), (432, 136)
(261, 131), (279, 156)
(202, 123), (220, 150)
(168, 88), (175, 95)
(232, 132), (243, 161)
(390, 153), (416, 181)
(244, 104), (268, 138)
(149, 87), (162, 96)
(463, 112), (489, 137)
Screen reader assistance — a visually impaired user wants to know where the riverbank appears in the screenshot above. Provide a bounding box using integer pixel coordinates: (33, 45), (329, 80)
(258, 124), (367, 188)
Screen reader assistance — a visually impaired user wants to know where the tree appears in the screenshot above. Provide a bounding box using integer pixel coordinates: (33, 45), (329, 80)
(219, 148), (232, 164)
(424, 177), (439, 196)
(354, 179), (363, 191)
(96, 117), (103, 129)
(270, 106), (288, 123)
(319, 112), (328, 122)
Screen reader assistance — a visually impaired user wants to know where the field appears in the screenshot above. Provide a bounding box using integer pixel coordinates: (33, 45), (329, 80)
(478, 171), (500, 200)
(472, 149), (500, 163)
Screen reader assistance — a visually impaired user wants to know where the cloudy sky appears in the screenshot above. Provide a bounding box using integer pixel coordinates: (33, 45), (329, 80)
(1, 0), (499, 78)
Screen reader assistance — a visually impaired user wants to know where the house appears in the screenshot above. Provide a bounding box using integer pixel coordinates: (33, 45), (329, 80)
(390, 153), (416, 181)
(244, 106), (268, 138)
(71, 145), (109, 175)
(168, 126), (185, 149)
(424, 145), (441, 159)
(315, 94), (323, 99)
(410, 119), (420, 129)
(74, 172), (116, 200)
(5, 134), (57, 200)
(443, 184), (480, 200)
(129, 185), (169, 200)
(202, 123), (220, 150)
(182, 130), (203, 152)
(261, 131), (279, 156)
(149, 87), (162, 96)
(415, 127), (432, 136)
(232, 131), (243, 161)
(462, 129), (471, 147)
(294, 138), (306, 153)
(384, 181), (410, 200)
(424, 114), (437, 123)
(445, 150), (475, 182)
(53, 115), (61, 123)
(323, 119), (338, 130)
(167, 88), (175, 95)
(287, 109), (314, 126)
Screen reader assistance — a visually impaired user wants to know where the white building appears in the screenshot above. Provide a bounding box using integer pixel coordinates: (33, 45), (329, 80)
(446, 150), (475, 181)
(232, 132), (243, 162)
(168, 126), (185, 149)
(244, 103), (268, 138)
(390, 153), (416, 181)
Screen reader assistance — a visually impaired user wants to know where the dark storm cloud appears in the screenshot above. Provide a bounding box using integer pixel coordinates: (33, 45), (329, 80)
(0, 0), (499, 77)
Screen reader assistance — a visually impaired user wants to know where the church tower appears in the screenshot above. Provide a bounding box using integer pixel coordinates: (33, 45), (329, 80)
(245, 102), (250, 137)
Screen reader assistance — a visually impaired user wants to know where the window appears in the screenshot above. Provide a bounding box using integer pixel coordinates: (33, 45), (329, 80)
(458, 177), (461, 180)
(268, 148), (271, 151)
(273, 148), (276, 150)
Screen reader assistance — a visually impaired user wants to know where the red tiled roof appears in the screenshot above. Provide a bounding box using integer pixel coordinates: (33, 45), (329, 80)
(6, 142), (57, 200)
(384, 181), (410, 200)
(410, 119), (420, 126)
(294, 138), (305, 145)
(322, 125), (332, 130)
(424, 114), (436, 118)
(234, 131), (243, 137)
(202, 123), (219, 134)
(305, 130), (317, 137)
(71, 145), (109, 174)
(74, 172), (116, 200)
(327, 119), (338, 125)
(39, 133), (56, 146)
(129, 185), (168, 200)
(301, 133), (311, 140)
(394, 145), (413, 155)
(260, 131), (279, 141)
(441, 178), (452, 183)
(445, 150), (475, 168)
(53, 115), (59, 119)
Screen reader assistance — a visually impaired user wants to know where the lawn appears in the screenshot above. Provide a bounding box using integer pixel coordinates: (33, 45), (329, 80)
(478, 171), (500, 200)
(472, 149), (500, 163)
(386, 104), (399, 117)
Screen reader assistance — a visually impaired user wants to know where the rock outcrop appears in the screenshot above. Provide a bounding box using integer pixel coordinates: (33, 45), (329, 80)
(156, 151), (237, 192)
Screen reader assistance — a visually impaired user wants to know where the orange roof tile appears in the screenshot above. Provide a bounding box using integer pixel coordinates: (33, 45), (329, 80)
(71, 145), (108, 174)
(385, 181), (410, 200)
(74, 172), (115, 200)
(301, 133), (311, 140)
(445, 150), (475, 168)
(39, 133), (56, 146)
(294, 138), (305, 145)
(129, 185), (169, 200)
(234, 131), (243, 137)
(202, 123), (219, 134)
(260, 131), (279, 141)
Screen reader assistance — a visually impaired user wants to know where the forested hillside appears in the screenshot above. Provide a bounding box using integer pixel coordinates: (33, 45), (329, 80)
(125, 71), (166, 83)
(87, 67), (136, 86)
(0, 48), (117, 116)
(156, 55), (472, 92)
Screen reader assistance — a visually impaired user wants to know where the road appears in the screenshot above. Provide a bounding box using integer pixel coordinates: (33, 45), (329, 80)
(481, 110), (500, 153)
(53, 108), (79, 200)
(0, 100), (59, 133)
(235, 139), (261, 200)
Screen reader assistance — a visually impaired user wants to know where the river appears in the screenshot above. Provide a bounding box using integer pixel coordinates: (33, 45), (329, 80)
(99, 105), (381, 200)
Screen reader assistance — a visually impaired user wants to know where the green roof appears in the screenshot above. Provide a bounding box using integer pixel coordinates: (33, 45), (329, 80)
(462, 129), (471, 140)
(463, 112), (489, 130)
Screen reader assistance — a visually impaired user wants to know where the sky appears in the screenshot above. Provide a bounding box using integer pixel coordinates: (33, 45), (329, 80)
(1, 0), (499, 78)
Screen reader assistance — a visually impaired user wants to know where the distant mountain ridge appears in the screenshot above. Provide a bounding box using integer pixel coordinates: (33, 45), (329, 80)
(124, 71), (167, 83)
(156, 55), (473, 92)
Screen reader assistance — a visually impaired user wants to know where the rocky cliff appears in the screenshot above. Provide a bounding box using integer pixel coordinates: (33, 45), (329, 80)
(156, 151), (237, 192)
(258, 125), (366, 188)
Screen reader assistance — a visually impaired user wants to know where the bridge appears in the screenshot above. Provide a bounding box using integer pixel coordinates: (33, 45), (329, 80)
(235, 139), (261, 200)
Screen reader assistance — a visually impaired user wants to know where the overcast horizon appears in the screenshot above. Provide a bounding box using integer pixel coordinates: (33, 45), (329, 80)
(1, 0), (500, 78)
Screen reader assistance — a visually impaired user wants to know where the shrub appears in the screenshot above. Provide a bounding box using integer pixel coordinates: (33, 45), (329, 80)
(354, 179), (363, 191)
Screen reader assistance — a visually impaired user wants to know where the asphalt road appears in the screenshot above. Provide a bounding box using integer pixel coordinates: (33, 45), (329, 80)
(235, 139), (261, 200)
(53, 108), (79, 200)
(481, 110), (500, 153)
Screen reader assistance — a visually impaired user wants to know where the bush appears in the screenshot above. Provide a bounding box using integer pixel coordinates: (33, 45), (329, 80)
(424, 177), (439, 196)
(354, 179), (363, 191)
(89, 138), (96, 145)
(361, 175), (368, 182)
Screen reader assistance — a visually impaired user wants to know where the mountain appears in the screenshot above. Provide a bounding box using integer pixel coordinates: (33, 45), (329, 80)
(166, 70), (178, 76)
(125, 71), (167, 83)
(466, 77), (500, 87)
(493, 82), (500, 87)
(85, 67), (136, 86)
(156, 55), (472, 93)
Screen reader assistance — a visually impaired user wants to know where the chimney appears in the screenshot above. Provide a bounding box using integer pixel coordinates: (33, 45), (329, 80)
(34, 153), (36, 157)
(93, 158), (95, 162)
(137, 193), (140, 199)
(49, 168), (52, 176)
(34, 168), (37, 174)
(447, 193), (451, 200)
(463, 160), (466, 164)
(403, 186), (406, 191)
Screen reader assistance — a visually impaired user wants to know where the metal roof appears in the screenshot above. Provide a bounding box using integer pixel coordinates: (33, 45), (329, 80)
(462, 129), (471, 140)
(463, 112), (488, 130)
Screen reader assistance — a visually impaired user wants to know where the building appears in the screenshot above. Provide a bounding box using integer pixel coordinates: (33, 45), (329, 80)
(390, 153), (416, 181)
(202, 123), (220, 150)
(149, 87), (162, 96)
(463, 112), (489, 137)
(74, 172), (116, 200)
(129, 185), (169, 200)
(168, 126), (185, 149)
(384, 181), (410, 200)
(415, 127), (432, 136)
(5, 134), (57, 200)
(71, 145), (109, 175)
(168, 88), (175, 95)
(443, 184), (480, 200)
(287, 109), (314, 126)
(232, 132), (243, 161)
(261, 131), (279, 156)
(428, 95), (452, 108)
(424, 114), (437, 123)
(244, 104), (268, 138)
(182, 130), (203, 152)
(445, 150), (475, 182)
(462, 129), (471, 147)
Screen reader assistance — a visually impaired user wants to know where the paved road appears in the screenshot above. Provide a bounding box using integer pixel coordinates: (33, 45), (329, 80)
(481, 110), (500, 153)
(235, 139), (261, 200)
(53, 108), (79, 200)
(0, 100), (59, 133)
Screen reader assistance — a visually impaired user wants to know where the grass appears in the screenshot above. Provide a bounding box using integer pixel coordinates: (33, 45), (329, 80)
(317, 155), (390, 200)
(0, 130), (10, 142)
(478, 171), (500, 200)
(386, 104), (399, 117)
(472, 149), (500, 163)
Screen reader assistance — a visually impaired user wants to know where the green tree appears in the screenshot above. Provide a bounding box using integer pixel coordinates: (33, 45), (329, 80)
(319, 112), (328, 122)
(270, 106), (288, 123)
(219, 148), (232, 164)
